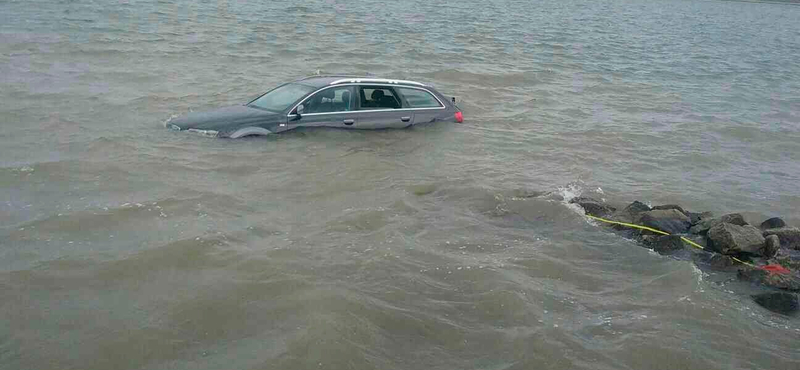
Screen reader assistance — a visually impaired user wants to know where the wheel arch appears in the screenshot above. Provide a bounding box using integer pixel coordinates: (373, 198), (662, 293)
(228, 126), (273, 138)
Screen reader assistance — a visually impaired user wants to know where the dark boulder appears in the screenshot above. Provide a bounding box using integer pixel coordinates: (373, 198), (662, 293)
(707, 223), (766, 256)
(642, 234), (685, 255)
(610, 201), (651, 225)
(689, 213), (747, 235)
(762, 227), (800, 250)
(762, 235), (781, 259)
(752, 292), (799, 315)
(652, 204), (686, 213)
(708, 254), (737, 269)
(640, 209), (691, 235)
(722, 213), (748, 225)
(738, 268), (800, 291)
(693, 252), (737, 270)
(569, 197), (616, 218)
(760, 217), (787, 230)
(685, 211), (713, 226)
(769, 252), (800, 271)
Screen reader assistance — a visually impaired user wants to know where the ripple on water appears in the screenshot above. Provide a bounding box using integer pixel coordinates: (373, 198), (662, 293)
(2, 0), (800, 369)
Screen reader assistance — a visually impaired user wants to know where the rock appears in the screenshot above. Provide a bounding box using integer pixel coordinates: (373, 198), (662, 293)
(652, 204), (686, 213)
(760, 217), (787, 230)
(685, 211), (713, 226)
(610, 201), (651, 224)
(738, 268), (800, 291)
(708, 254), (737, 269)
(643, 234), (685, 255)
(762, 235), (781, 258)
(569, 197), (616, 218)
(693, 252), (737, 270)
(762, 227), (800, 250)
(640, 209), (691, 235)
(769, 254), (800, 271)
(721, 213), (748, 226)
(707, 223), (766, 255)
(752, 292), (799, 315)
(689, 213), (747, 235)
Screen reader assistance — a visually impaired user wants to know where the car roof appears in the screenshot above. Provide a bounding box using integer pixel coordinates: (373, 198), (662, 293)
(292, 75), (432, 89)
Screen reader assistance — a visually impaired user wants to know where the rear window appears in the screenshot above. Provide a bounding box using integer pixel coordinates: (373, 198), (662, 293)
(359, 86), (401, 110)
(397, 87), (443, 108)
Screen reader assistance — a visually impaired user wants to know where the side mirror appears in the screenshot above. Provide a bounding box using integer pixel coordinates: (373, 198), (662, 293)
(289, 104), (303, 121)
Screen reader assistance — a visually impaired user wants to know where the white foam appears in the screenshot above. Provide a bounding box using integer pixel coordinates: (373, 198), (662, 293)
(163, 114), (181, 129)
(691, 264), (706, 292)
(556, 183), (583, 203)
(556, 183), (587, 216)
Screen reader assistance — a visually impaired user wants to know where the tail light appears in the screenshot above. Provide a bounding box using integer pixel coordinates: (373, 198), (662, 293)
(454, 111), (463, 123)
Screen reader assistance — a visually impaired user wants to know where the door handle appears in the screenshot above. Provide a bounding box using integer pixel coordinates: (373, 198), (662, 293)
(400, 116), (411, 122)
(343, 119), (354, 125)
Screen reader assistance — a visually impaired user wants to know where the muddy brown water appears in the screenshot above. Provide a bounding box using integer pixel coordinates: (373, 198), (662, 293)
(2, 0), (800, 369)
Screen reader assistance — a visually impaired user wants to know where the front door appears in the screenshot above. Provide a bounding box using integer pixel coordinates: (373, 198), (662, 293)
(289, 85), (359, 129)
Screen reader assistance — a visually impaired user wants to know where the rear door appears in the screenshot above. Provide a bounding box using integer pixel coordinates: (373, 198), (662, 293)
(395, 86), (447, 125)
(354, 85), (414, 129)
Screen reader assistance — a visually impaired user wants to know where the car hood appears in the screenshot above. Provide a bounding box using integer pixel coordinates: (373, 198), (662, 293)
(167, 105), (282, 133)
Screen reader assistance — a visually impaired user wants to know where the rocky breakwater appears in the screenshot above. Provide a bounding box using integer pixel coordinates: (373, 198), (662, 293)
(570, 197), (800, 315)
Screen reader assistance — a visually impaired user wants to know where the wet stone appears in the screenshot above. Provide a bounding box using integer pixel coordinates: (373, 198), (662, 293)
(707, 223), (765, 256)
(693, 252), (737, 270)
(569, 197), (616, 218)
(762, 227), (800, 250)
(652, 204), (686, 213)
(685, 211), (713, 226)
(769, 255), (800, 271)
(689, 213), (747, 235)
(760, 217), (787, 231)
(752, 292), (799, 315)
(762, 235), (780, 259)
(643, 234), (685, 255)
(738, 268), (800, 291)
(640, 209), (691, 235)
(611, 201), (651, 224)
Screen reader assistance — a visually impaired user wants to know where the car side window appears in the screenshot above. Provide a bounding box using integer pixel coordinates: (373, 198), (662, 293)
(358, 86), (401, 110)
(397, 87), (443, 108)
(301, 86), (354, 114)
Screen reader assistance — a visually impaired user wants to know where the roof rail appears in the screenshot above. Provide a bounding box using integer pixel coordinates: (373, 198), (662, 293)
(298, 74), (361, 81)
(329, 78), (426, 86)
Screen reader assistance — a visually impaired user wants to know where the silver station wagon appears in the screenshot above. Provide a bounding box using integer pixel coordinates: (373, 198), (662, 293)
(166, 75), (463, 138)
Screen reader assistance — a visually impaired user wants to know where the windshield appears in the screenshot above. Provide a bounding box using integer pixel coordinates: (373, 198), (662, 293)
(248, 83), (315, 112)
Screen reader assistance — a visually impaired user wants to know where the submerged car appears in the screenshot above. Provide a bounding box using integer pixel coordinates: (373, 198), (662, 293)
(166, 75), (464, 138)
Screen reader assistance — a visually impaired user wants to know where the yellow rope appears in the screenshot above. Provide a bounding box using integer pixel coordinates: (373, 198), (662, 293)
(585, 214), (756, 268)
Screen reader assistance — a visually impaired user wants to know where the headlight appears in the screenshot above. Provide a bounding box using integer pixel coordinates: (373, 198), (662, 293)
(187, 128), (219, 138)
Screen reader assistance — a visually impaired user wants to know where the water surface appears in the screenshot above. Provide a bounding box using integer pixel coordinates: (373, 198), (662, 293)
(2, 0), (800, 369)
